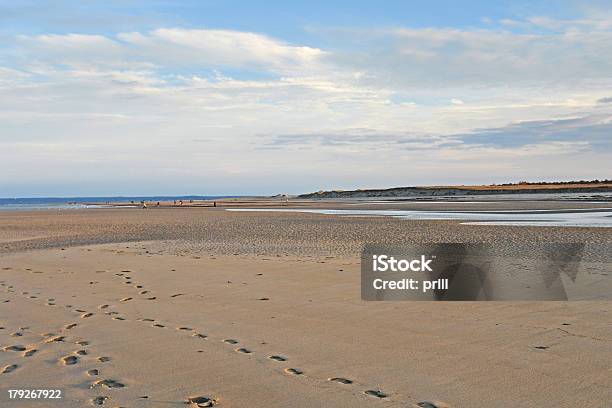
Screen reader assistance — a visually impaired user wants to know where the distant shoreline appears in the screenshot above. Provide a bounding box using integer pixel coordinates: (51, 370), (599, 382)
(298, 182), (612, 199)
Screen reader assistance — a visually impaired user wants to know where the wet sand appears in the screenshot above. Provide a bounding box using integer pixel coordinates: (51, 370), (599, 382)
(1, 205), (611, 407)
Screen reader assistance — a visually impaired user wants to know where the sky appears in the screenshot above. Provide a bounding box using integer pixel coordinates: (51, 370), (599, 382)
(1, 0), (611, 196)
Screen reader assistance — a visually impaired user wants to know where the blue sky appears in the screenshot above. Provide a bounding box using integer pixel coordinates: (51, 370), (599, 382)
(0, 0), (611, 196)
(0, 1), (572, 32)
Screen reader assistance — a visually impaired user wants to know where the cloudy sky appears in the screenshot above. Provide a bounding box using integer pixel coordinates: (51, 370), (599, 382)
(1, 0), (611, 196)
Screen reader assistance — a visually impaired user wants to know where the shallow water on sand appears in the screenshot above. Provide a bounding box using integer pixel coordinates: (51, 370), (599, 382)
(227, 208), (612, 228)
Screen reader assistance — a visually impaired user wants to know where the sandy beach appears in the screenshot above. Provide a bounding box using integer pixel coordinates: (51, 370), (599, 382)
(1, 204), (611, 407)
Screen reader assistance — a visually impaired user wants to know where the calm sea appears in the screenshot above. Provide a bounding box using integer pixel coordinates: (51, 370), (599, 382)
(0, 196), (239, 211)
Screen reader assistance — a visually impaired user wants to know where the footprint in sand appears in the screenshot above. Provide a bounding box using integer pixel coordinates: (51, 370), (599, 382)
(268, 355), (287, 362)
(284, 368), (303, 375)
(76, 349), (88, 356)
(328, 377), (353, 385)
(235, 348), (251, 354)
(120, 297), (132, 302)
(81, 313), (94, 318)
(139, 290), (149, 295)
(44, 335), (66, 343)
(146, 297), (157, 300)
(223, 339), (239, 345)
(91, 396), (108, 406)
(2, 364), (18, 374)
(112, 317), (126, 321)
(91, 379), (125, 389)
(4, 345), (26, 352)
(139, 318), (155, 322)
(65, 323), (78, 330)
(76, 340), (90, 346)
(364, 390), (387, 399)
(177, 327), (193, 331)
(98, 304), (109, 309)
(188, 396), (217, 407)
(23, 349), (37, 357)
(97, 356), (111, 363)
(153, 324), (166, 328)
(170, 293), (185, 298)
(415, 402), (452, 408)
(10, 332), (23, 337)
(62, 355), (78, 365)
(87, 369), (99, 376)
(193, 333), (207, 339)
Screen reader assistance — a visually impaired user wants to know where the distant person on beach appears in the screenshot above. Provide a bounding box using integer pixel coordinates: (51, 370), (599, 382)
(213, 201), (216, 207)
(142, 202), (147, 209)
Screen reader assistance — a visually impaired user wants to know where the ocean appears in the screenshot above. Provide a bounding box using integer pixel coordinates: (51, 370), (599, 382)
(0, 196), (239, 211)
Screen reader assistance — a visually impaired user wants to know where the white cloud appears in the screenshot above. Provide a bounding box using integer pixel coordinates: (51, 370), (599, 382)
(15, 28), (326, 75)
(324, 22), (612, 91)
(1, 18), (611, 195)
(118, 28), (325, 73)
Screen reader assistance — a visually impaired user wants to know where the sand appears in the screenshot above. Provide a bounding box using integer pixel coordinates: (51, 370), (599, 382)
(0, 205), (611, 407)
